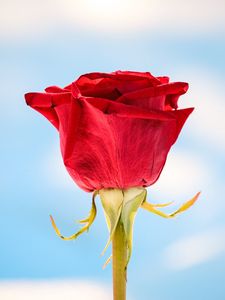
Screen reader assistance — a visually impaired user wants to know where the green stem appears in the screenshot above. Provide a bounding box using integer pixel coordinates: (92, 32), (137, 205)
(112, 218), (127, 300)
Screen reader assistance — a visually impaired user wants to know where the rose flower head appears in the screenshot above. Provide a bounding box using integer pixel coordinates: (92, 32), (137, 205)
(25, 71), (200, 267)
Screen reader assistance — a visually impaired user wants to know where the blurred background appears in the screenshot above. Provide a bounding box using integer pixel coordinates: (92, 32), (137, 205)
(0, 0), (225, 299)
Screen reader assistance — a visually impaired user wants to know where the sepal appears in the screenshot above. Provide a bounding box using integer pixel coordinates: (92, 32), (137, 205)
(141, 192), (200, 218)
(99, 187), (146, 267)
(50, 191), (98, 240)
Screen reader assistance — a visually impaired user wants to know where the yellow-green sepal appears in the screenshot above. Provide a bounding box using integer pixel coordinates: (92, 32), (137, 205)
(141, 191), (200, 218)
(99, 187), (147, 267)
(121, 188), (147, 267)
(99, 189), (124, 255)
(50, 190), (98, 240)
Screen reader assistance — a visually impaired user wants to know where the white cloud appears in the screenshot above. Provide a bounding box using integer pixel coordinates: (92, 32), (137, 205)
(42, 145), (78, 190)
(0, 280), (111, 300)
(65, 0), (225, 34)
(151, 150), (208, 199)
(0, 1), (50, 40)
(178, 69), (225, 152)
(163, 227), (225, 270)
(0, 0), (224, 39)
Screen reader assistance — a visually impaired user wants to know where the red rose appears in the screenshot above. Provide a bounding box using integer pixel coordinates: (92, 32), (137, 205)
(25, 71), (193, 192)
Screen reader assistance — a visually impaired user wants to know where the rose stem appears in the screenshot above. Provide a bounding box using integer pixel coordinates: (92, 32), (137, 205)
(112, 218), (127, 300)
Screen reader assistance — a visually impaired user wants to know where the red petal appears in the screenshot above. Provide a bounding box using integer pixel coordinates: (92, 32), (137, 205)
(80, 96), (174, 121)
(45, 86), (69, 93)
(112, 70), (161, 85)
(116, 82), (189, 110)
(25, 72), (193, 192)
(57, 99), (193, 191)
(156, 76), (170, 84)
(25, 92), (72, 129)
(75, 71), (161, 98)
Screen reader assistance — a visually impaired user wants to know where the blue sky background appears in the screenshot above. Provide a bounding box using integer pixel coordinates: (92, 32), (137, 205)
(1, 1), (225, 299)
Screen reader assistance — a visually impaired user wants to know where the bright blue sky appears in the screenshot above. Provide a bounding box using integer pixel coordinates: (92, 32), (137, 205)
(1, 1), (225, 299)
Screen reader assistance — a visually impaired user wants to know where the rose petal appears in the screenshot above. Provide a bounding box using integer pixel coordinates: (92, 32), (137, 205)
(112, 70), (161, 85)
(75, 71), (160, 99)
(116, 82), (189, 111)
(156, 76), (170, 84)
(45, 86), (69, 93)
(55, 97), (193, 191)
(25, 71), (193, 192)
(79, 96), (175, 121)
(25, 92), (71, 107)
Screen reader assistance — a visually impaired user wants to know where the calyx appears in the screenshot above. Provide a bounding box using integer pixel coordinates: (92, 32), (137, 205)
(50, 187), (200, 268)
